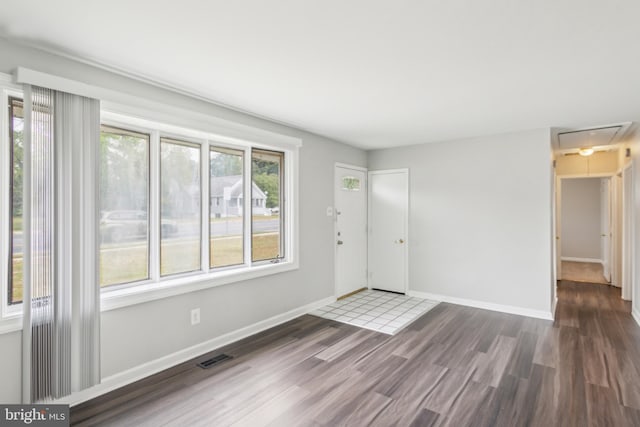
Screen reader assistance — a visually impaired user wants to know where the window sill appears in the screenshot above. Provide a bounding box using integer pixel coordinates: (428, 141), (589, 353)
(0, 314), (22, 334)
(0, 260), (299, 334)
(101, 260), (299, 311)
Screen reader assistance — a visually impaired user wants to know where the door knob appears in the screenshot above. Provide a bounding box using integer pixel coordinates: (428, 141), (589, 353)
(395, 239), (404, 244)
(337, 240), (344, 245)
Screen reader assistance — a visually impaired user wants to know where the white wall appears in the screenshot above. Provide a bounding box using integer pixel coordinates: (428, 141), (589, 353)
(0, 38), (366, 403)
(560, 178), (602, 260)
(0, 331), (21, 403)
(368, 129), (553, 316)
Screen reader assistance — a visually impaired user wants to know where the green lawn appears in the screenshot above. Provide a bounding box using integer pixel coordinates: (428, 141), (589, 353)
(210, 215), (279, 223)
(101, 246), (149, 286)
(10, 234), (280, 298)
(11, 257), (22, 303)
(100, 233), (279, 286)
(210, 236), (244, 268)
(252, 233), (281, 260)
(11, 254), (48, 304)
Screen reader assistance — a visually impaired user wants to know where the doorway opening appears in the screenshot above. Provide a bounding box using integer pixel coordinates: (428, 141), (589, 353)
(558, 177), (612, 285)
(554, 163), (634, 304)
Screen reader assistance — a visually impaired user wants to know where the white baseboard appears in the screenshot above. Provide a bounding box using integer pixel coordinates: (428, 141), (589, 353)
(632, 306), (640, 328)
(407, 290), (553, 320)
(560, 257), (602, 264)
(57, 295), (336, 407)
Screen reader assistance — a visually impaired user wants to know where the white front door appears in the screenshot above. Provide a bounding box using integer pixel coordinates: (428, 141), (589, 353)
(601, 178), (612, 282)
(368, 169), (409, 294)
(335, 165), (368, 298)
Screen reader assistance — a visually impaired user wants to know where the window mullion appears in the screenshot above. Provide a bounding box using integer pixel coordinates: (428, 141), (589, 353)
(243, 147), (252, 267)
(0, 90), (10, 314)
(149, 130), (160, 282)
(201, 141), (209, 272)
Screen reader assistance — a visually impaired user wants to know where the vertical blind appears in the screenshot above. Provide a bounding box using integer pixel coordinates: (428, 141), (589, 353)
(22, 85), (101, 402)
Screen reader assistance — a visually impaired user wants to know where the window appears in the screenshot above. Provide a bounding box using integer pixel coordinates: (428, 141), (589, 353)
(160, 138), (201, 276)
(342, 176), (361, 191)
(99, 126), (150, 287)
(252, 149), (284, 262)
(2, 91), (297, 317)
(209, 146), (244, 268)
(8, 97), (23, 305)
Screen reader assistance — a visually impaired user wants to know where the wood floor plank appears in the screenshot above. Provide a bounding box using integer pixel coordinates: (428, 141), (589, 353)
(532, 324), (561, 368)
(473, 334), (517, 387)
(581, 335), (610, 387)
(326, 391), (393, 427)
(421, 367), (478, 415)
(491, 374), (532, 427)
(314, 327), (376, 361)
(554, 326), (589, 427)
(316, 354), (408, 425)
(586, 383), (627, 427)
(601, 345), (640, 410)
(438, 379), (493, 427)
(408, 408), (440, 427)
(528, 364), (560, 426)
(230, 385), (310, 427)
(505, 331), (538, 379)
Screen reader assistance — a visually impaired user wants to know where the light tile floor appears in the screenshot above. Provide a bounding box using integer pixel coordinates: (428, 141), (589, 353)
(310, 289), (439, 335)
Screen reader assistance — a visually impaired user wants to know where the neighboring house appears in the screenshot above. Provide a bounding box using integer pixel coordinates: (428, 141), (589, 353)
(210, 175), (269, 217)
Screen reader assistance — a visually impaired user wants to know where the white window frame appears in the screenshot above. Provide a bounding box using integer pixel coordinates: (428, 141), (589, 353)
(0, 76), (25, 331)
(0, 71), (301, 332)
(96, 110), (300, 311)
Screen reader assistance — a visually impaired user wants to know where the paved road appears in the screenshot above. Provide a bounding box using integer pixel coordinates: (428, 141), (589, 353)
(11, 219), (280, 254)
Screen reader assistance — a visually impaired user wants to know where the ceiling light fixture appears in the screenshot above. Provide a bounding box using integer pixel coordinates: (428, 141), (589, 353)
(578, 147), (594, 156)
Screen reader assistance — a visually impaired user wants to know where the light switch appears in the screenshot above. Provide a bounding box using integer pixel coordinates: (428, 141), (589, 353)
(326, 206), (334, 216)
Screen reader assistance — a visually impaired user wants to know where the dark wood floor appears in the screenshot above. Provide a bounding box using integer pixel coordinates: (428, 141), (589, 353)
(72, 281), (640, 426)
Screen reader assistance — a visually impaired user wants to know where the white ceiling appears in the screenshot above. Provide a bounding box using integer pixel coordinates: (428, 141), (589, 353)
(1, 1), (640, 150)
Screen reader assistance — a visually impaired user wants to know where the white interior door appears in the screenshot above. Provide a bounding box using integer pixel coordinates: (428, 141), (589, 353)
(368, 169), (408, 294)
(601, 178), (612, 282)
(335, 165), (367, 298)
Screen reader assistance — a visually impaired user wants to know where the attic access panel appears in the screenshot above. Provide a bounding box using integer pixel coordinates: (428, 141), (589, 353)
(558, 126), (623, 150)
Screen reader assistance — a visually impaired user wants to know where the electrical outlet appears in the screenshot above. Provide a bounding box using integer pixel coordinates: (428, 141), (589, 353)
(191, 308), (200, 325)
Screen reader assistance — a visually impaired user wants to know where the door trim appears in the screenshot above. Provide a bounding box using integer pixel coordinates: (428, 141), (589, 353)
(622, 163), (634, 301)
(335, 162), (367, 172)
(367, 168), (409, 294)
(334, 163), (368, 298)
